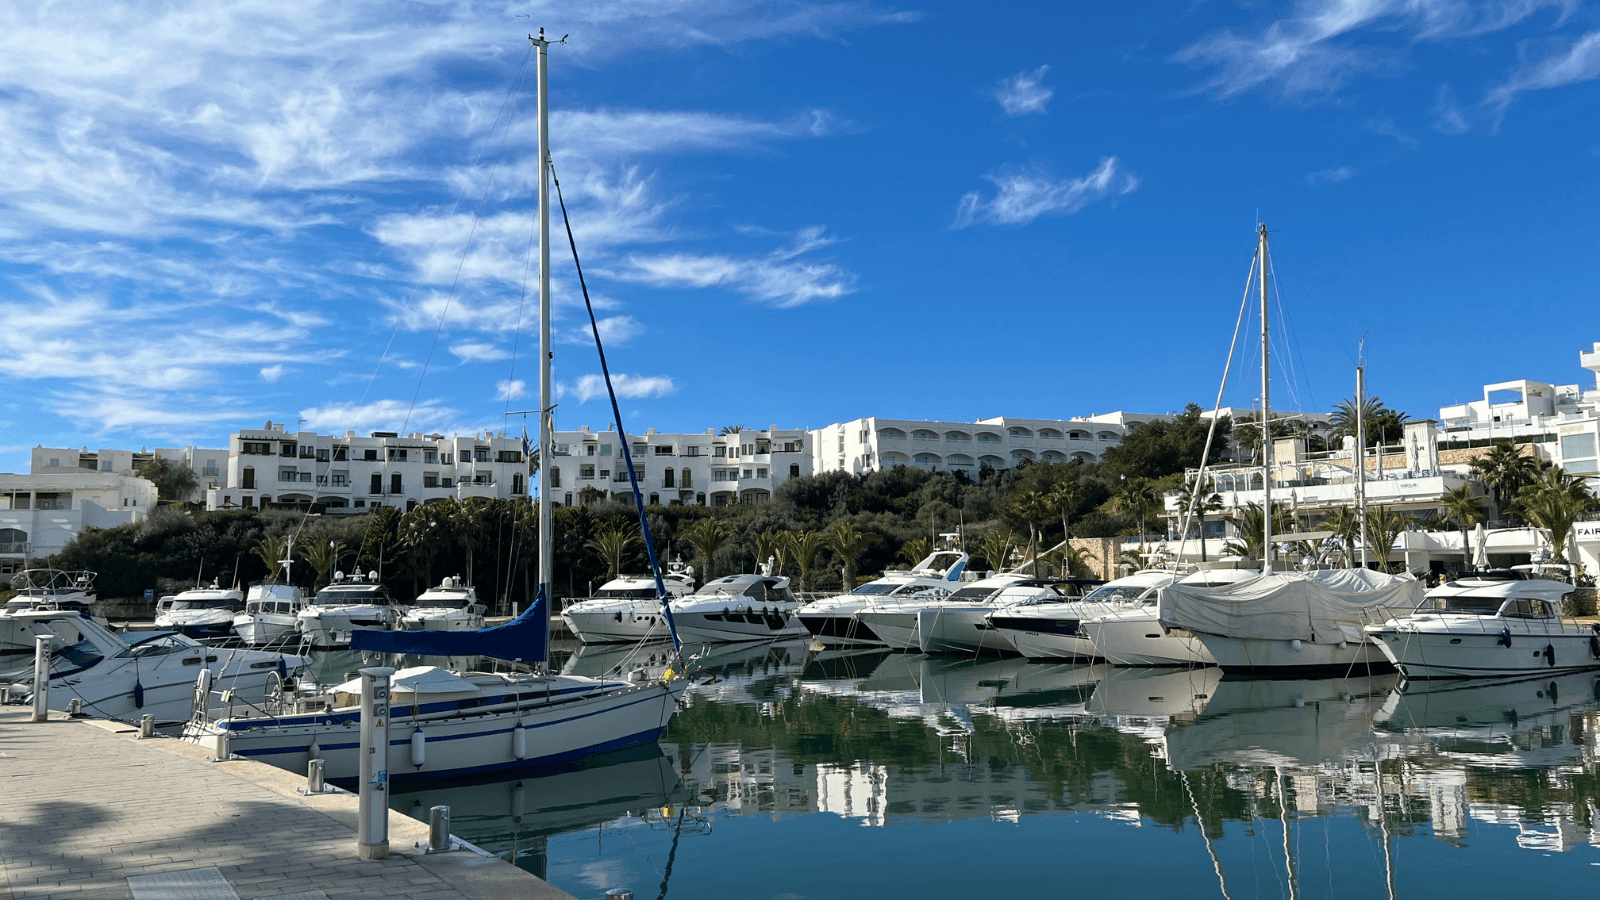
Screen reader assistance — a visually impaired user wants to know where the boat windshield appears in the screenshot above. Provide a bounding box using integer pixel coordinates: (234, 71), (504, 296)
(50, 639), (104, 671)
(849, 583), (900, 595)
(1427, 594), (1510, 615)
(414, 598), (469, 609)
(594, 588), (659, 599)
(945, 585), (999, 603)
(171, 598), (242, 612)
(312, 586), (390, 605)
(1081, 585), (1153, 604)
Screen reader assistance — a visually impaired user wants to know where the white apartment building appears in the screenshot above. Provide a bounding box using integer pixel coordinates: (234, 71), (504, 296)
(204, 422), (532, 513)
(549, 425), (811, 508)
(31, 445), (231, 503)
(0, 471), (157, 573)
(810, 414), (1162, 478)
(1437, 341), (1600, 488)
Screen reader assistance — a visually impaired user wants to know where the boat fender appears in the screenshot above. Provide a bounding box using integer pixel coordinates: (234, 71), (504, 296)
(1290, 639), (1302, 651)
(1544, 644), (1556, 668)
(1499, 628), (1512, 648)
(308, 740), (322, 762)
(193, 668), (212, 715)
(1589, 634), (1600, 659)
(411, 728), (426, 768)
(513, 723), (527, 760)
(133, 679), (144, 710)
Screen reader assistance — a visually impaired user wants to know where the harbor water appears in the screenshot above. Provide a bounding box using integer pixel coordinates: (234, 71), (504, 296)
(290, 641), (1600, 898)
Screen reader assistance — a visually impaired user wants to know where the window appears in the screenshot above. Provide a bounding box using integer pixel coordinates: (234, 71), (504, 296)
(742, 468), (752, 478)
(364, 449), (379, 461)
(655, 445), (674, 456)
(513, 473), (524, 494)
(242, 441), (271, 455)
(48, 458), (58, 467)
(632, 443), (647, 458)
(424, 475), (438, 488)
(388, 448), (408, 462)
(581, 465), (596, 479)
(424, 450), (438, 464)
(715, 447), (726, 457)
(649, 493), (659, 505)
(1561, 432), (1597, 461)
(474, 448), (490, 462)
(242, 467), (255, 489)
(316, 475), (327, 485)
(474, 472), (491, 485)
(790, 464), (800, 478)
(299, 472), (312, 483)
(757, 468), (768, 478)
(100, 460), (112, 471)
(585, 444), (598, 456)
(281, 443), (296, 457)
(314, 448), (328, 463)
(685, 446), (701, 457)
(331, 473), (348, 486)
(551, 467), (561, 487)
(663, 469), (675, 487)
(0, 527), (27, 553)
(441, 453), (453, 464)
(682, 468), (692, 488)
(370, 473), (383, 494)
(391, 473), (403, 494)
(497, 450), (522, 463)
(600, 445), (612, 456)
(333, 446), (349, 461)
(202, 462), (218, 477)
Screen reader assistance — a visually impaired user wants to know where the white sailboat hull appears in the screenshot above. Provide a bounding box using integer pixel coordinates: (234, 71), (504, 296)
(192, 678), (685, 782)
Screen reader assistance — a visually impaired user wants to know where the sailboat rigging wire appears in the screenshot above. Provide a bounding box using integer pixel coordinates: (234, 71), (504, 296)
(549, 156), (683, 655)
(1267, 252), (1316, 417)
(1175, 249), (1260, 560)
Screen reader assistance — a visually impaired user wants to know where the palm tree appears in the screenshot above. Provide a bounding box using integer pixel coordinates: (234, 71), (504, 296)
(1044, 544), (1096, 579)
(974, 530), (1016, 574)
(785, 530), (828, 593)
(1114, 476), (1164, 548)
(1046, 481), (1081, 547)
(1003, 489), (1051, 576)
(1366, 505), (1408, 572)
(1439, 483), (1487, 570)
(1330, 395), (1408, 445)
(770, 529), (796, 577)
(897, 537), (930, 568)
(1172, 475), (1222, 561)
(1517, 469), (1599, 574)
(1222, 502), (1292, 563)
(718, 424), (746, 436)
(577, 485), (606, 507)
(1321, 506), (1362, 568)
(1471, 440), (1539, 519)
(451, 497), (492, 586)
(585, 525), (640, 581)
(826, 520), (877, 591)
(680, 518), (734, 583)
(304, 538), (343, 588)
(252, 535), (290, 582)
(748, 528), (784, 573)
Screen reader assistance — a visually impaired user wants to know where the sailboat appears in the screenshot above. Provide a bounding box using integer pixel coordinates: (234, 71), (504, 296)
(1154, 226), (1421, 676)
(182, 32), (686, 782)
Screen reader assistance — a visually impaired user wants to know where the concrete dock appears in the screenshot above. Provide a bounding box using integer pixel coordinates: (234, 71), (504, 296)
(0, 704), (577, 900)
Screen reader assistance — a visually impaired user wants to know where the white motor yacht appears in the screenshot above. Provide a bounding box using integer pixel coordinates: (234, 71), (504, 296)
(856, 571), (1022, 652)
(1082, 567), (1259, 666)
(1158, 568), (1421, 675)
(401, 577), (487, 632)
(1365, 573), (1599, 678)
(797, 548), (969, 647)
(986, 570), (1181, 661)
(3, 569), (102, 663)
(155, 582), (247, 640)
(4, 608), (308, 725)
(917, 578), (1104, 656)
(670, 573), (809, 643)
(296, 571), (404, 647)
(232, 583), (306, 646)
(562, 569), (697, 643)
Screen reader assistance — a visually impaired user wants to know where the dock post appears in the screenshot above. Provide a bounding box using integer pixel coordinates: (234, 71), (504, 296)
(428, 806), (451, 852)
(356, 666), (395, 860)
(307, 758), (326, 794)
(31, 634), (51, 722)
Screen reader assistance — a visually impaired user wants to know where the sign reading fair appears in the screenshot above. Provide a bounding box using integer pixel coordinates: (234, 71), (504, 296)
(1574, 523), (1600, 544)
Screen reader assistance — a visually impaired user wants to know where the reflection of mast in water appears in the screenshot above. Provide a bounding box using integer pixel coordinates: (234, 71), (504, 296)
(1179, 769), (1233, 900)
(1275, 767), (1299, 900)
(1376, 759), (1397, 900)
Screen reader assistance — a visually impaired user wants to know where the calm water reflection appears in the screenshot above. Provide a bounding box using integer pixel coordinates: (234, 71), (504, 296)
(352, 642), (1600, 899)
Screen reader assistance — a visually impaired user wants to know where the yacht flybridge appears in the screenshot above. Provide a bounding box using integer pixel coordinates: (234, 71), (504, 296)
(155, 582), (246, 639)
(295, 571), (404, 646)
(232, 583), (306, 646)
(671, 572), (809, 643)
(1366, 573), (1600, 678)
(798, 544), (970, 646)
(3, 569), (100, 661)
(401, 576), (486, 632)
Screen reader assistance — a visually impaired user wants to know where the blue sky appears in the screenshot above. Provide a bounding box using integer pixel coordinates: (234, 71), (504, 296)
(2, 0), (1598, 473)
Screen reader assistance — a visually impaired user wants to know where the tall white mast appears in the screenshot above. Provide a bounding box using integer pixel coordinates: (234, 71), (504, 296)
(1355, 341), (1370, 568)
(533, 30), (554, 643)
(1258, 223), (1272, 575)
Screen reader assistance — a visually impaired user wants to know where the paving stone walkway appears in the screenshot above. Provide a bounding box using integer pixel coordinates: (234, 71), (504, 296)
(0, 705), (574, 900)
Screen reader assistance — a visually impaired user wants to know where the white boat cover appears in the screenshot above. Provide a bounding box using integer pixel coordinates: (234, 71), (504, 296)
(331, 665), (477, 696)
(1157, 569), (1421, 644)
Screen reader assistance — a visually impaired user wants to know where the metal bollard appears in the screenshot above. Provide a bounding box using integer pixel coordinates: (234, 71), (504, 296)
(356, 666), (395, 860)
(605, 890), (634, 900)
(68, 698), (81, 716)
(140, 715), (154, 738)
(428, 806), (451, 853)
(307, 758), (326, 794)
(31, 635), (52, 722)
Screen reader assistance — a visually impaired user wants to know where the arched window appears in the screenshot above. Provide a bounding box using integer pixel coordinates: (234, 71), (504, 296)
(390, 473), (402, 494)
(663, 469), (675, 487)
(0, 528), (26, 553)
(551, 467), (561, 488)
(370, 473), (382, 494)
(649, 493), (660, 505)
(681, 468), (692, 488)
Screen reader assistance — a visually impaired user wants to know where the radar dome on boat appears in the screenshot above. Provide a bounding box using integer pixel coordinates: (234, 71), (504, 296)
(333, 570), (345, 581)
(369, 571), (379, 582)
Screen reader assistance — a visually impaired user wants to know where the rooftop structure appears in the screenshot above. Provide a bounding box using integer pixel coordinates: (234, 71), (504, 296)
(811, 414), (1151, 479)
(550, 425), (811, 507)
(0, 470), (157, 573)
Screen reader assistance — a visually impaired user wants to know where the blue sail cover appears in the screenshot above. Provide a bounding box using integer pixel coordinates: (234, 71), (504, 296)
(351, 586), (548, 662)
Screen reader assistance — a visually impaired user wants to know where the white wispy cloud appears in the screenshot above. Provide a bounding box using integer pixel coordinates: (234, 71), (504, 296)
(569, 373), (677, 403)
(1432, 84), (1473, 134)
(612, 226), (855, 307)
(260, 365), (286, 382)
(449, 341), (512, 363)
(496, 380), (528, 401)
(1487, 28), (1600, 109)
(298, 398), (458, 435)
(1174, 0), (1579, 98)
(995, 65), (1053, 115)
(1307, 165), (1356, 183)
(954, 157), (1138, 228)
